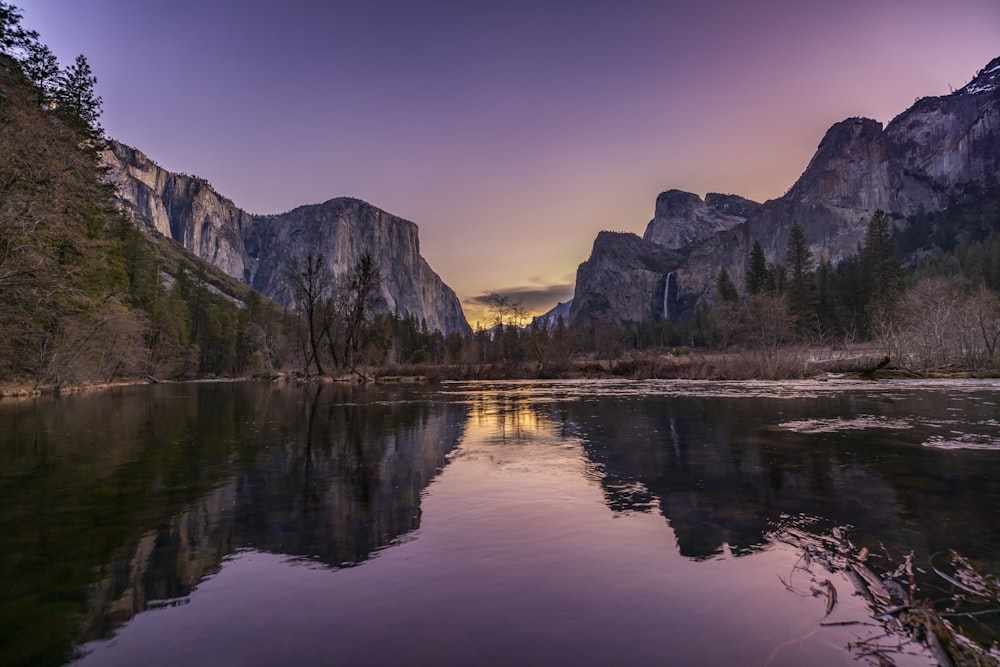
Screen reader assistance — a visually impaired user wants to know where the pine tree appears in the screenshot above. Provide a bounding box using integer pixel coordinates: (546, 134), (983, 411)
(860, 209), (903, 310)
(784, 225), (817, 335)
(0, 3), (56, 102)
(746, 241), (767, 295)
(785, 225), (813, 284)
(766, 262), (787, 294)
(716, 267), (739, 303)
(0, 2), (35, 56)
(20, 41), (58, 96)
(815, 259), (838, 335)
(53, 54), (102, 136)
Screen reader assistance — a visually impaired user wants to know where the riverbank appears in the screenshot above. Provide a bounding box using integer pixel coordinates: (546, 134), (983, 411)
(3, 346), (997, 399)
(0, 380), (158, 399)
(373, 346), (1000, 382)
(0, 376), (273, 399)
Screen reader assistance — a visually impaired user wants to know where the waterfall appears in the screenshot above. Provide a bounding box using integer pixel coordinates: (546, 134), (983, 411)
(663, 272), (676, 320)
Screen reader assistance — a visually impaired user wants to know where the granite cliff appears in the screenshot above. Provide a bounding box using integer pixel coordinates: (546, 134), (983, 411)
(103, 141), (471, 335)
(570, 193), (757, 325)
(568, 56), (1000, 326)
(571, 232), (684, 325)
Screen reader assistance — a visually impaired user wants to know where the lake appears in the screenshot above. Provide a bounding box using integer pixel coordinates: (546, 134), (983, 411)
(2, 379), (999, 666)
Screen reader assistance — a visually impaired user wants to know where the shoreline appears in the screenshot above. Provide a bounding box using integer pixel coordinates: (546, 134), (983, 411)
(2, 356), (997, 401)
(0, 375), (274, 400)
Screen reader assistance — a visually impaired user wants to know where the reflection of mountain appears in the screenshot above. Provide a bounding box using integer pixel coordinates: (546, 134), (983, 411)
(0, 382), (466, 666)
(231, 384), (465, 565)
(564, 393), (1000, 564)
(82, 383), (467, 645)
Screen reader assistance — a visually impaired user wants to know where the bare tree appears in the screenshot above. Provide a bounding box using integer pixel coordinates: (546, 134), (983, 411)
(289, 253), (329, 375)
(709, 300), (742, 350)
(342, 254), (384, 375)
(483, 292), (527, 369)
(742, 294), (797, 377)
(485, 292), (515, 329)
(527, 320), (551, 374)
(971, 285), (1000, 367)
(884, 278), (1000, 370)
(594, 316), (623, 368)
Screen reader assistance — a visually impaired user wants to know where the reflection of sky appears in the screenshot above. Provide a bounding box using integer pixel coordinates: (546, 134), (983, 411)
(463, 391), (551, 443)
(20, 1), (1000, 321)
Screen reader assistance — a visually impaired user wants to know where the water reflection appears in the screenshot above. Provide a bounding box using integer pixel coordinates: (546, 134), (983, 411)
(556, 386), (1000, 570)
(2, 380), (1000, 666)
(0, 382), (466, 666)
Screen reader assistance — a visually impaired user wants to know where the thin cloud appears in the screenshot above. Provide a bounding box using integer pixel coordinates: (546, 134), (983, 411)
(464, 283), (575, 314)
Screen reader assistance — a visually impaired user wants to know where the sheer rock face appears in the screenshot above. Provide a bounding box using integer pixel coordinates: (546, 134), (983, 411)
(569, 56), (1000, 324)
(570, 232), (683, 325)
(245, 198), (470, 336)
(103, 142), (253, 281)
(568, 193), (757, 325)
(102, 142), (470, 335)
(643, 190), (760, 250)
(732, 66), (1000, 290)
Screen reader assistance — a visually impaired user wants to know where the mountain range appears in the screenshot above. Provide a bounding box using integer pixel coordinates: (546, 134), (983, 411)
(565, 56), (1000, 326)
(103, 57), (1000, 334)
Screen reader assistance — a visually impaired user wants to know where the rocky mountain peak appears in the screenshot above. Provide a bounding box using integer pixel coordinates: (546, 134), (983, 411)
(653, 189), (704, 219)
(570, 231), (682, 325)
(643, 189), (759, 250)
(704, 193), (761, 219)
(957, 57), (1000, 96)
(783, 117), (888, 211)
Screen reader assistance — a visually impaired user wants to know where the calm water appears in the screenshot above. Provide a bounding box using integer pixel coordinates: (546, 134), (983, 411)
(2, 379), (999, 666)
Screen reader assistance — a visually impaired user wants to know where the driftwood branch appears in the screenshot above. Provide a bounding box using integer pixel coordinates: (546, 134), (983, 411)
(768, 522), (1000, 666)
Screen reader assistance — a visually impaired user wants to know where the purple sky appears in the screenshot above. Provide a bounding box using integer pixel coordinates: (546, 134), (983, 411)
(18, 0), (1000, 324)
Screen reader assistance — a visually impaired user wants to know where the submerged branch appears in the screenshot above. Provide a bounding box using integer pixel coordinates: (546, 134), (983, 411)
(768, 521), (1000, 666)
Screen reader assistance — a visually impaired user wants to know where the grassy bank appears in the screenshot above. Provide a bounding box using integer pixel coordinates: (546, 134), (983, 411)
(3, 344), (995, 400)
(371, 344), (1000, 382)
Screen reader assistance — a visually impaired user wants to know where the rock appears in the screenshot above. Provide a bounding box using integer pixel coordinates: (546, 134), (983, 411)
(532, 299), (573, 330)
(643, 189), (759, 250)
(245, 198), (470, 336)
(567, 191), (759, 328)
(705, 193), (762, 219)
(569, 232), (683, 325)
(102, 141), (471, 335)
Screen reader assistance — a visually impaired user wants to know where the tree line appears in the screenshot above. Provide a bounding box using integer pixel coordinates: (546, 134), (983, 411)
(698, 208), (1000, 372)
